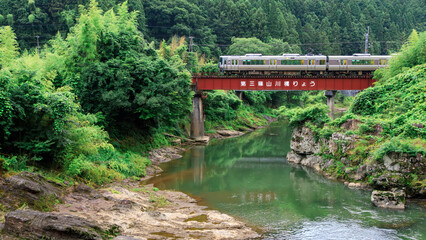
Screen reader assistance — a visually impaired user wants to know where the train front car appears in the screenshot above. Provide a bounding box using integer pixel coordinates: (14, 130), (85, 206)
(328, 54), (391, 75)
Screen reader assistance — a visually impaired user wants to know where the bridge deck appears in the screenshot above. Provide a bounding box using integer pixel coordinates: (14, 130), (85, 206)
(191, 75), (375, 91)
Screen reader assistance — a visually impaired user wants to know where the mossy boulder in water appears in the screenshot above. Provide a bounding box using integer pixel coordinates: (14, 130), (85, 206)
(371, 189), (406, 210)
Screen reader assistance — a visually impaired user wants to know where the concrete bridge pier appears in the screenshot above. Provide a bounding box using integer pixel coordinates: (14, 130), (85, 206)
(190, 94), (209, 142)
(325, 90), (337, 120)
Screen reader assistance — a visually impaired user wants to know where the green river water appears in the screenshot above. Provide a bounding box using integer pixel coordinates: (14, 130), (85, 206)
(149, 121), (425, 239)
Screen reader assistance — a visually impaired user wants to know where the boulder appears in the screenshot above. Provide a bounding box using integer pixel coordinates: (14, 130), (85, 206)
(371, 189), (405, 210)
(216, 130), (244, 137)
(383, 154), (401, 172)
(340, 119), (361, 131)
(286, 151), (302, 164)
(300, 155), (324, 172)
(149, 147), (184, 164)
(286, 151), (324, 172)
(353, 165), (367, 181)
(3, 209), (104, 240)
(328, 133), (357, 155)
(72, 184), (102, 200)
(113, 237), (142, 240)
(0, 172), (65, 210)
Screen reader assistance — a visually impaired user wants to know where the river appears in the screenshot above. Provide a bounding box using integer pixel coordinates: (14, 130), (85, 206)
(149, 121), (425, 239)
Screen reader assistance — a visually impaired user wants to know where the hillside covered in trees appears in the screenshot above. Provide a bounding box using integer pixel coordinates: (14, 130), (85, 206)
(0, 0), (425, 185)
(0, 0), (424, 55)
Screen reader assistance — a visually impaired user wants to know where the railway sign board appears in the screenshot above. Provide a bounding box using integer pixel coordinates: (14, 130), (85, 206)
(192, 75), (375, 91)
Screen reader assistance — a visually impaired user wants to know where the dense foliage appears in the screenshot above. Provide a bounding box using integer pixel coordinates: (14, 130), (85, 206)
(0, 0), (424, 56)
(0, 1), (193, 184)
(350, 31), (426, 139)
(0, 0), (424, 187)
(279, 31), (426, 192)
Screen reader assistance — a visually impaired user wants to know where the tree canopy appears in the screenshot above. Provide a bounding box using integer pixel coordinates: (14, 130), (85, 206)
(0, 0), (424, 56)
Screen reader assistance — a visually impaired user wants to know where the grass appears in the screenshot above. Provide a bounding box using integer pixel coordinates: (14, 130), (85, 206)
(33, 194), (63, 212)
(149, 193), (170, 209)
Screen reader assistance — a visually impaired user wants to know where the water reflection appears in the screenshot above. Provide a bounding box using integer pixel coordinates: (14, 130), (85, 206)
(191, 146), (205, 185)
(149, 121), (425, 239)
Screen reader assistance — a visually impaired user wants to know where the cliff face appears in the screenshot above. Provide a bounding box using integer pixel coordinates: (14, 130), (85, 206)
(286, 124), (425, 202)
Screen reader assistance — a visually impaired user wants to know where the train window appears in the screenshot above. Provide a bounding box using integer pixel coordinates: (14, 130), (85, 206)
(320, 60), (325, 65)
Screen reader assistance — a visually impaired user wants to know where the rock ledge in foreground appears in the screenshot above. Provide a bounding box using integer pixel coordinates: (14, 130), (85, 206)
(3, 209), (104, 240)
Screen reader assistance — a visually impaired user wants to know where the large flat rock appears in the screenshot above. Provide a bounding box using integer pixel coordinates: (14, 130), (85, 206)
(3, 209), (104, 240)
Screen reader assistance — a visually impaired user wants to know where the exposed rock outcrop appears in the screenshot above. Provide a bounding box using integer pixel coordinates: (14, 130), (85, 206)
(3, 209), (104, 240)
(0, 172), (65, 211)
(56, 185), (259, 239)
(149, 147), (185, 165)
(286, 121), (425, 202)
(290, 126), (321, 154)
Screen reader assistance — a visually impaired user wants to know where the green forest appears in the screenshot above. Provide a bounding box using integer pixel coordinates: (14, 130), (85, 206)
(0, 0), (424, 55)
(0, 0), (425, 185)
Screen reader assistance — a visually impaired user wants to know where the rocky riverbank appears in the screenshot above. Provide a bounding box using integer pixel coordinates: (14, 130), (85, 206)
(0, 125), (268, 239)
(0, 115), (280, 239)
(0, 149), (258, 240)
(286, 121), (425, 209)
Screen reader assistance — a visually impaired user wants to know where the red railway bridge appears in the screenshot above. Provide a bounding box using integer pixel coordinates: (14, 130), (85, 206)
(190, 74), (376, 140)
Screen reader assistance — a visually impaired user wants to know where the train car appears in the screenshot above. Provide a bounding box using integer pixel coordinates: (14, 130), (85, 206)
(219, 53), (391, 75)
(328, 54), (392, 73)
(219, 54), (327, 75)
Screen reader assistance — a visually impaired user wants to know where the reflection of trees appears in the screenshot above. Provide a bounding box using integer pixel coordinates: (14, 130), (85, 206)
(204, 122), (292, 168)
(152, 122), (426, 234)
(197, 163), (365, 224)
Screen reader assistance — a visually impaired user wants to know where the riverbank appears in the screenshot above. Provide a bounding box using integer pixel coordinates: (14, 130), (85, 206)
(0, 117), (277, 239)
(286, 123), (425, 209)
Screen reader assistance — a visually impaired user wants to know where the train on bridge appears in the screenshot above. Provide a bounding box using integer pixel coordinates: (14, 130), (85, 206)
(219, 53), (392, 75)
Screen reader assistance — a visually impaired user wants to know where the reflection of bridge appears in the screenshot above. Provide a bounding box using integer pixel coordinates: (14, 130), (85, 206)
(190, 74), (375, 139)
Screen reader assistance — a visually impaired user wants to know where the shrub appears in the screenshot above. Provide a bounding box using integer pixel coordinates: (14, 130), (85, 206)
(0, 155), (29, 172)
(203, 90), (241, 121)
(372, 137), (426, 161)
(280, 103), (330, 127)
